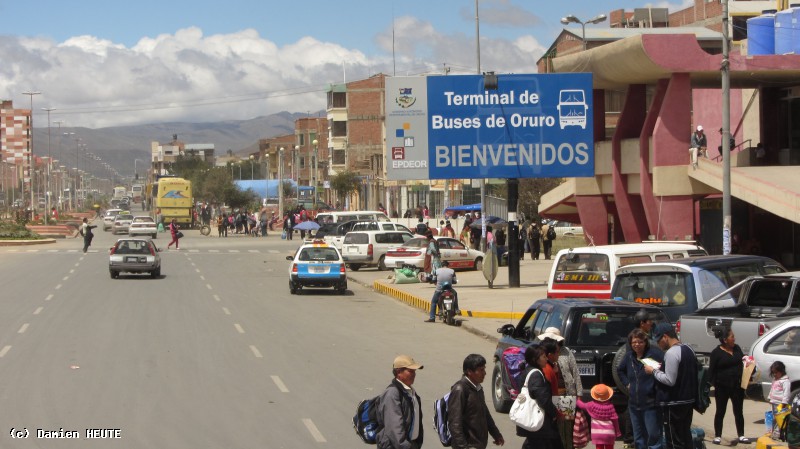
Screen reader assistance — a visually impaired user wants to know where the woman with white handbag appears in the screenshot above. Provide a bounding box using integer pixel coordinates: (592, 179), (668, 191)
(514, 346), (562, 449)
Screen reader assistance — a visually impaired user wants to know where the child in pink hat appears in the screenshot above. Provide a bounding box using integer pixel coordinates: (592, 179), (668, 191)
(577, 384), (621, 449)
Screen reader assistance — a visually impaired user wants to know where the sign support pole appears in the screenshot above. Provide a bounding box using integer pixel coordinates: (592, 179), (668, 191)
(507, 178), (520, 287)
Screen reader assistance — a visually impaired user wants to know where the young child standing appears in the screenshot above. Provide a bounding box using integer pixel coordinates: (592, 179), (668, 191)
(577, 384), (621, 449)
(769, 361), (792, 413)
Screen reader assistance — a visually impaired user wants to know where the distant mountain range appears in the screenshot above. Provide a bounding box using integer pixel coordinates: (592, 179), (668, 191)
(31, 111), (314, 178)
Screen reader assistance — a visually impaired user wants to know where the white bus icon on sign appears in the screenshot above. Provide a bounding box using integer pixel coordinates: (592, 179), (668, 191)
(557, 89), (588, 129)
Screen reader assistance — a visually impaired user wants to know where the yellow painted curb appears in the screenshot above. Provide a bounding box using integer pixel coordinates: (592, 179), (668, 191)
(373, 280), (524, 320)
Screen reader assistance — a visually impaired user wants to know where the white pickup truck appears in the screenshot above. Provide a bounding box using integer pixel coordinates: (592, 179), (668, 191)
(678, 273), (800, 362)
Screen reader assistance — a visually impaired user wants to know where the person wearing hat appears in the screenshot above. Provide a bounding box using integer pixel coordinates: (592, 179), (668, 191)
(377, 355), (424, 449)
(539, 327), (583, 449)
(689, 125), (707, 169)
(617, 328), (665, 449)
(577, 384), (622, 449)
(446, 354), (504, 449)
(644, 323), (699, 449)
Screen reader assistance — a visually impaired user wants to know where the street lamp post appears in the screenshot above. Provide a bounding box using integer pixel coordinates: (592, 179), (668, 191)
(22, 90), (41, 217)
(249, 155), (255, 180)
(294, 145), (300, 204)
(560, 13), (607, 51)
(278, 148), (285, 218)
(312, 139), (319, 211)
(42, 107), (55, 224)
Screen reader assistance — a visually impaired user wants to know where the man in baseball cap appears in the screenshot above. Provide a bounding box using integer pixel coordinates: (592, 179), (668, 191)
(378, 355), (424, 448)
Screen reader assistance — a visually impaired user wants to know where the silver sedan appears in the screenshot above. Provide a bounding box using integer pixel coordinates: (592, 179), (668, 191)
(108, 238), (162, 279)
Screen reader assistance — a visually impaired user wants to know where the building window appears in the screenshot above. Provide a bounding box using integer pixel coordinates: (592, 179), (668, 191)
(298, 134), (305, 146)
(333, 149), (346, 165)
(327, 91), (346, 109)
(332, 121), (347, 137)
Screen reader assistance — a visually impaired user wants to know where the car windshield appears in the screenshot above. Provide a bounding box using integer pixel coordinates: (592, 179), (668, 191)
(615, 272), (700, 308)
(575, 311), (642, 346)
(115, 240), (151, 255)
(117, 215), (134, 221)
(553, 252), (610, 285)
(298, 247), (340, 262)
(403, 238), (427, 248)
(133, 217), (154, 223)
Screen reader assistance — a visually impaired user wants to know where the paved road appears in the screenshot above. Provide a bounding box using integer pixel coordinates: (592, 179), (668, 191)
(0, 226), (520, 448)
(0, 226), (774, 447)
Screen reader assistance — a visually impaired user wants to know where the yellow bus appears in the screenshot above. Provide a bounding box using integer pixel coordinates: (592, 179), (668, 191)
(154, 177), (193, 226)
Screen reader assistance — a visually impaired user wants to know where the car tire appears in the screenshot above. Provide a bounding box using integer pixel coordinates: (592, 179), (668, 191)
(474, 257), (483, 271)
(152, 234), (157, 239)
(289, 281), (296, 295)
(349, 264), (362, 271)
(378, 256), (387, 271)
(109, 270), (119, 279)
(337, 282), (347, 294)
(491, 361), (512, 413)
(151, 267), (161, 278)
(612, 345), (629, 397)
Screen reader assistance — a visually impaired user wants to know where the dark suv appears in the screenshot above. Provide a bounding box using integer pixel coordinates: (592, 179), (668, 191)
(492, 298), (667, 413)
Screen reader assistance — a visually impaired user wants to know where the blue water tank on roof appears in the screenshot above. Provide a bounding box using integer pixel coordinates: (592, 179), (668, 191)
(775, 4), (800, 54)
(748, 10), (776, 55)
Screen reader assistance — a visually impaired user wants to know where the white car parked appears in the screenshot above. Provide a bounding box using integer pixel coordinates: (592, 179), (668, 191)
(750, 316), (800, 401)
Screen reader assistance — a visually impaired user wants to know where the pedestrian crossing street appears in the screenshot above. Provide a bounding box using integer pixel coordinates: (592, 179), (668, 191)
(0, 248), (284, 255)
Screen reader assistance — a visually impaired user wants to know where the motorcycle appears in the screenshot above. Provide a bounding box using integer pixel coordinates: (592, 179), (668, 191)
(437, 281), (460, 326)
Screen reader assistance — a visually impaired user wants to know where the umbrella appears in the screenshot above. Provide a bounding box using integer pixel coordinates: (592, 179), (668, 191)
(293, 221), (321, 231)
(469, 216), (508, 229)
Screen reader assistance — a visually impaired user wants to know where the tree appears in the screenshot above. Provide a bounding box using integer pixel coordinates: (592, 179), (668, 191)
(490, 178), (564, 221)
(330, 171), (361, 205)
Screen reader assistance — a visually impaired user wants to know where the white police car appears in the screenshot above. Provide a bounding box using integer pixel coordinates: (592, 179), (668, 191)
(286, 240), (348, 294)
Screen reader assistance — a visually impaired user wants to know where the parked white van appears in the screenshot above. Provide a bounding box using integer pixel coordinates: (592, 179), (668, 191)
(547, 242), (707, 299)
(341, 230), (414, 271)
(315, 211), (390, 224)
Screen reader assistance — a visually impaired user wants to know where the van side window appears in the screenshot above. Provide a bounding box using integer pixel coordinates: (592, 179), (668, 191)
(655, 254), (671, 261)
(619, 255), (652, 266)
(727, 264), (760, 284)
(697, 269), (732, 304)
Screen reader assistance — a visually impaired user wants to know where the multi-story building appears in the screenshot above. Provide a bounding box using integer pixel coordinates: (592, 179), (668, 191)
(536, 0), (800, 265)
(0, 100), (29, 205)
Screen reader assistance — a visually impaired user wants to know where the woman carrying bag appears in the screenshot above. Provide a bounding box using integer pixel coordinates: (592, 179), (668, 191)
(515, 346), (563, 449)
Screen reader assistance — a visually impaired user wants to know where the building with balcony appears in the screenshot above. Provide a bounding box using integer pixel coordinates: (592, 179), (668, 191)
(537, 0), (800, 267)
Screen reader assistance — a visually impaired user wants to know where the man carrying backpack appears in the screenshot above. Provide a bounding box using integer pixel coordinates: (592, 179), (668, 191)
(447, 354), (505, 449)
(644, 323), (698, 449)
(377, 355), (424, 449)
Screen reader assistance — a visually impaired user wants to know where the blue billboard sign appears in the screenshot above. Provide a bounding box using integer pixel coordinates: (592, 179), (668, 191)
(385, 74), (595, 180)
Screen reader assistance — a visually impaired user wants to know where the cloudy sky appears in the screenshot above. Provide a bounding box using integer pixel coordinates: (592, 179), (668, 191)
(0, 0), (691, 129)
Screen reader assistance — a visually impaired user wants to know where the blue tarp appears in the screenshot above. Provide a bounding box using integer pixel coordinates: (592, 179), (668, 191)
(444, 203), (482, 212)
(235, 180), (297, 198)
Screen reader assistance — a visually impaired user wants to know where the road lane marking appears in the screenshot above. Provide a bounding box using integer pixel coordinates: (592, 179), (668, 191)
(206, 284), (212, 290)
(45, 294), (53, 301)
(189, 249), (199, 253)
(209, 249), (219, 253)
(248, 250), (259, 253)
(271, 375), (289, 393)
(222, 307), (231, 315)
(69, 269), (75, 274)
(55, 284), (62, 290)
(228, 250), (240, 253)
(18, 324), (29, 334)
(33, 307), (43, 315)
(200, 275), (206, 281)
(47, 249), (58, 253)
(68, 250), (78, 253)
(0, 346), (10, 358)
(192, 263), (196, 267)
(234, 323), (245, 334)
(62, 276), (69, 281)
(249, 345), (263, 358)
(302, 419), (327, 443)
(26, 249), (38, 252)
(268, 250), (279, 253)
(213, 294), (221, 302)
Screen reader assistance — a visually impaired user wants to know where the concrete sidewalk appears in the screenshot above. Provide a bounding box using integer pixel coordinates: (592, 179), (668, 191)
(346, 259), (775, 445)
(346, 257), (555, 341)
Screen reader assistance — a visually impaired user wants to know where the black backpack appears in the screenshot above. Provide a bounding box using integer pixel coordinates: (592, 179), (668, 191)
(546, 226), (556, 241)
(529, 226), (541, 240)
